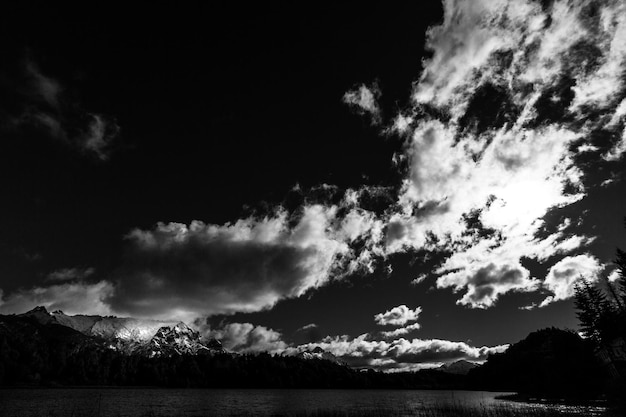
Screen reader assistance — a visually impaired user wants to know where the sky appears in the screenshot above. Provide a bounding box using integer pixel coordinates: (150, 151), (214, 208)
(2, 0), (626, 371)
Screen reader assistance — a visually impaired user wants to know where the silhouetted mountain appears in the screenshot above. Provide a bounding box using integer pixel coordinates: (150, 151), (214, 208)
(468, 328), (605, 399)
(438, 360), (478, 375)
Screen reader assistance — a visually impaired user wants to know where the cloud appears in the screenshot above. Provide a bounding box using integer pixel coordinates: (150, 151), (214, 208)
(374, 304), (422, 326)
(539, 254), (603, 307)
(105, 204), (382, 321)
(288, 334), (508, 371)
(371, 0), (626, 308)
(380, 323), (421, 339)
(8, 0), (625, 323)
(297, 323), (318, 332)
(437, 262), (539, 309)
(343, 83), (382, 124)
(202, 322), (287, 354)
(46, 267), (95, 282)
(0, 281), (114, 316)
(603, 128), (626, 161)
(387, 120), (587, 307)
(6, 59), (120, 159)
(411, 273), (428, 285)
(569, 1), (626, 111)
(607, 268), (621, 283)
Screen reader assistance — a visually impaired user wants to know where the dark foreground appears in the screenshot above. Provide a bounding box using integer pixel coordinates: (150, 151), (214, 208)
(0, 389), (616, 417)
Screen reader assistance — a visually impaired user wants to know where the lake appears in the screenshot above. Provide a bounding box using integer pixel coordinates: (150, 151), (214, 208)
(0, 389), (610, 417)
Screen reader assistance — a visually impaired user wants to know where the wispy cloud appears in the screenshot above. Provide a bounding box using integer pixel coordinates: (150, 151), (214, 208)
(297, 323), (318, 332)
(380, 323), (422, 339)
(8, 58), (120, 159)
(343, 82), (382, 124)
(46, 267), (95, 282)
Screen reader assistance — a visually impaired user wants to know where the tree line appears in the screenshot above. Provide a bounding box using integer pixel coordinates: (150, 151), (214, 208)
(574, 219), (626, 401)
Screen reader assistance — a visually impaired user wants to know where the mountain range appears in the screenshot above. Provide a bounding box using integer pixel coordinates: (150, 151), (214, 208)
(17, 306), (225, 357)
(0, 308), (605, 396)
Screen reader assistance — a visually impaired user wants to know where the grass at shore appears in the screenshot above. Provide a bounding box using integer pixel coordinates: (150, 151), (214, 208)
(267, 404), (615, 417)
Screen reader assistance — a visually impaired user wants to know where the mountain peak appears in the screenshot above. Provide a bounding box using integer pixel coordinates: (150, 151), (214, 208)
(144, 322), (218, 358)
(173, 321), (193, 332)
(28, 306), (50, 314)
(438, 359), (479, 375)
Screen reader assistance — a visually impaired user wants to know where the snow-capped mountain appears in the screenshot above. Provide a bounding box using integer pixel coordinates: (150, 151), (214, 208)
(22, 306), (176, 342)
(19, 306), (224, 357)
(141, 322), (225, 358)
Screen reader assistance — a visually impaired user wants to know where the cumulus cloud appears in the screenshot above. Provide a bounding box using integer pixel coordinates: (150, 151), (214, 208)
(288, 334), (508, 371)
(388, 121), (587, 307)
(202, 322), (287, 354)
(374, 304), (422, 326)
(5, 59), (119, 159)
(0, 281), (114, 316)
(104, 204), (382, 321)
(539, 254), (603, 307)
(607, 268), (621, 283)
(438, 262), (539, 309)
(372, 0), (626, 308)
(46, 267), (95, 282)
(343, 83), (382, 124)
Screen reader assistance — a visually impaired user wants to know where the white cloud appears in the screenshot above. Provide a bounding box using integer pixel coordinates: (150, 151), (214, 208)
(0, 281), (114, 316)
(607, 268), (621, 283)
(569, 1), (626, 111)
(437, 262), (539, 309)
(374, 0), (626, 308)
(103, 204), (384, 321)
(288, 334), (508, 371)
(603, 128), (626, 161)
(297, 323), (318, 332)
(540, 254), (603, 306)
(202, 322), (287, 354)
(381, 322), (421, 338)
(411, 273), (428, 285)
(374, 305), (421, 326)
(387, 120), (589, 307)
(343, 83), (382, 124)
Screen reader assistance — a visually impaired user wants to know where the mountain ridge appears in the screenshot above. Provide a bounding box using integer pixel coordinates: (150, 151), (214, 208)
(18, 306), (224, 357)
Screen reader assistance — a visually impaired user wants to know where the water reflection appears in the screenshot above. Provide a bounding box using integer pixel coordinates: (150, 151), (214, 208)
(0, 389), (609, 417)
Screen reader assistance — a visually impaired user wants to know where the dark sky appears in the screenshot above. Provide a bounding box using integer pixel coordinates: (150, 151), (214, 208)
(2, 1), (626, 370)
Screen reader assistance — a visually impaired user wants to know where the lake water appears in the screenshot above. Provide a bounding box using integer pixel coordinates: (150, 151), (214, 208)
(0, 389), (609, 417)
